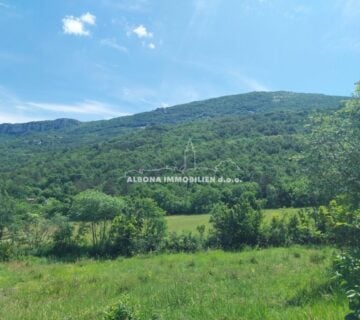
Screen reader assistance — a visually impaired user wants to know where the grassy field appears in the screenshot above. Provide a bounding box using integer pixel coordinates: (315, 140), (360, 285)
(0, 246), (347, 319)
(165, 208), (299, 234)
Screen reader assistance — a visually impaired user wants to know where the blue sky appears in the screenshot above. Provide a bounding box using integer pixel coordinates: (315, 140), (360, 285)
(0, 0), (359, 123)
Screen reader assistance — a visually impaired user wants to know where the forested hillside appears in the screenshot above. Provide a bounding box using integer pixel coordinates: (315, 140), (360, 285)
(1, 89), (360, 319)
(0, 91), (346, 140)
(0, 91), (348, 212)
(0, 118), (81, 135)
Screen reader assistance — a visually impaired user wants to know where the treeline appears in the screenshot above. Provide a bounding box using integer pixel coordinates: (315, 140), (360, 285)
(0, 188), (354, 260)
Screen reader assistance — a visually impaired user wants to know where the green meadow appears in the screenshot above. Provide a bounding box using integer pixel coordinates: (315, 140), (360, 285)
(165, 208), (299, 234)
(0, 246), (347, 320)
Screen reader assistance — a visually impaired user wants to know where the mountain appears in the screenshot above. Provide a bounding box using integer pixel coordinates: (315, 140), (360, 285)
(0, 118), (81, 135)
(0, 91), (347, 138)
(104, 91), (346, 126)
(0, 91), (350, 212)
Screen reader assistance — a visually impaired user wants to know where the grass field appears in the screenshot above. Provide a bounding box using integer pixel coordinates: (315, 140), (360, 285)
(0, 246), (347, 319)
(165, 208), (299, 234)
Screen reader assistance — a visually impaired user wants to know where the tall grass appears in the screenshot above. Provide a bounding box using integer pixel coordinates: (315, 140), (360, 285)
(0, 246), (347, 319)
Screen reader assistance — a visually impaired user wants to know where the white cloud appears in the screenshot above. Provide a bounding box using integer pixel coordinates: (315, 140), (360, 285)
(28, 100), (124, 118)
(0, 112), (42, 124)
(132, 24), (153, 38)
(63, 16), (89, 36)
(0, 87), (127, 124)
(130, 24), (156, 49)
(100, 38), (128, 53)
(62, 12), (96, 36)
(80, 12), (96, 25)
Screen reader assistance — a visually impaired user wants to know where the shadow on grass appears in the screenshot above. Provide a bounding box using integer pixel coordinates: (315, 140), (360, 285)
(286, 279), (342, 307)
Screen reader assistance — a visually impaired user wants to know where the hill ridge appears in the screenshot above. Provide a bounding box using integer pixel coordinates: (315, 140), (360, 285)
(0, 91), (349, 136)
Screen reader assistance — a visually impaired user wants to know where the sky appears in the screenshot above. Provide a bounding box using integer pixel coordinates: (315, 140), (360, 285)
(0, 0), (359, 123)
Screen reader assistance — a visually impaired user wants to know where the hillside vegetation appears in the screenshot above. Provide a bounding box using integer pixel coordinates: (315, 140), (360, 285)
(0, 91), (348, 212)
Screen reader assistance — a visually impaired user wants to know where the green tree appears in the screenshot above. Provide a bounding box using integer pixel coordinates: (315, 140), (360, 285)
(51, 214), (75, 254)
(71, 190), (125, 247)
(308, 82), (360, 208)
(110, 198), (166, 256)
(191, 187), (221, 214)
(0, 192), (15, 240)
(265, 215), (288, 246)
(210, 192), (263, 249)
(308, 83), (360, 319)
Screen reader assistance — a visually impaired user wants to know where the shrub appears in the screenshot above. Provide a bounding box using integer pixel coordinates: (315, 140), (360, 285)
(334, 249), (360, 320)
(264, 215), (288, 247)
(0, 241), (14, 261)
(110, 198), (166, 256)
(286, 211), (324, 245)
(165, 232), (203, 253)
(210, 192), (262, 249)
(103, 295), (138, 320)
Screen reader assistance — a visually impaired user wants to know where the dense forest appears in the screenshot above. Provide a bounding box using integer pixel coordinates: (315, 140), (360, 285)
(0, 91), (349, 213)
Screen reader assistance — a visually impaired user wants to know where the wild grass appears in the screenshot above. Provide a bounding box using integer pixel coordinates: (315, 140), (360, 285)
(165, 208), (299, 234)
(0, 246), (347, 319)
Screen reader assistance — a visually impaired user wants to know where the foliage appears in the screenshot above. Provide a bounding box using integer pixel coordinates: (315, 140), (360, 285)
(334, 250), (360, 320)
(103, 295), (138, 320)
(260, 208), (328, 247)
(286, 209), (325, 245)
(164, 229), (206, 253)
(210, 192), (263, 249)
(263, 215), (288, 246)
(0, 92), (347, 213)
(71, 190), (125, 247)
(308, 83), (360, 320)
(0, 191), (15, 240)
(109, 198), (166, 256)
(0, 241), (14, 261)
(50, 214), (78, 256)
(307, 82), (360, 207)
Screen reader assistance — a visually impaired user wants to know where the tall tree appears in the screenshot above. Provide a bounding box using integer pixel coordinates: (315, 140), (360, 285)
(71, 190), (125, 247)
(308, 82), (360, 208)
(0, 191), (14, 240)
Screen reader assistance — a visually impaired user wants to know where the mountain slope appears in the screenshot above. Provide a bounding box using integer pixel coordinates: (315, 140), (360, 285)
(0, 91), (349, 212)
(0, 91), (347, 138)
(0, 118), (81, 135)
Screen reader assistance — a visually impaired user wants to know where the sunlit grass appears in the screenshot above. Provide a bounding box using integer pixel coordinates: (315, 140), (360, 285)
(0, 246), (347, 319)
(165, 208), (300, 234)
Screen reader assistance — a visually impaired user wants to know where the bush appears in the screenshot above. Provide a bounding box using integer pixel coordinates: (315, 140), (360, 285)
(264, 216), (288, 247)
(0, 241), (14, 261)
(210, 192), (262, 249)
(103, 295), (138, 320)
(110, 198), (166, 256)
(286, 210), (324, 245)
(334, 249), (360, 320)
(165, 232), (204, 253)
